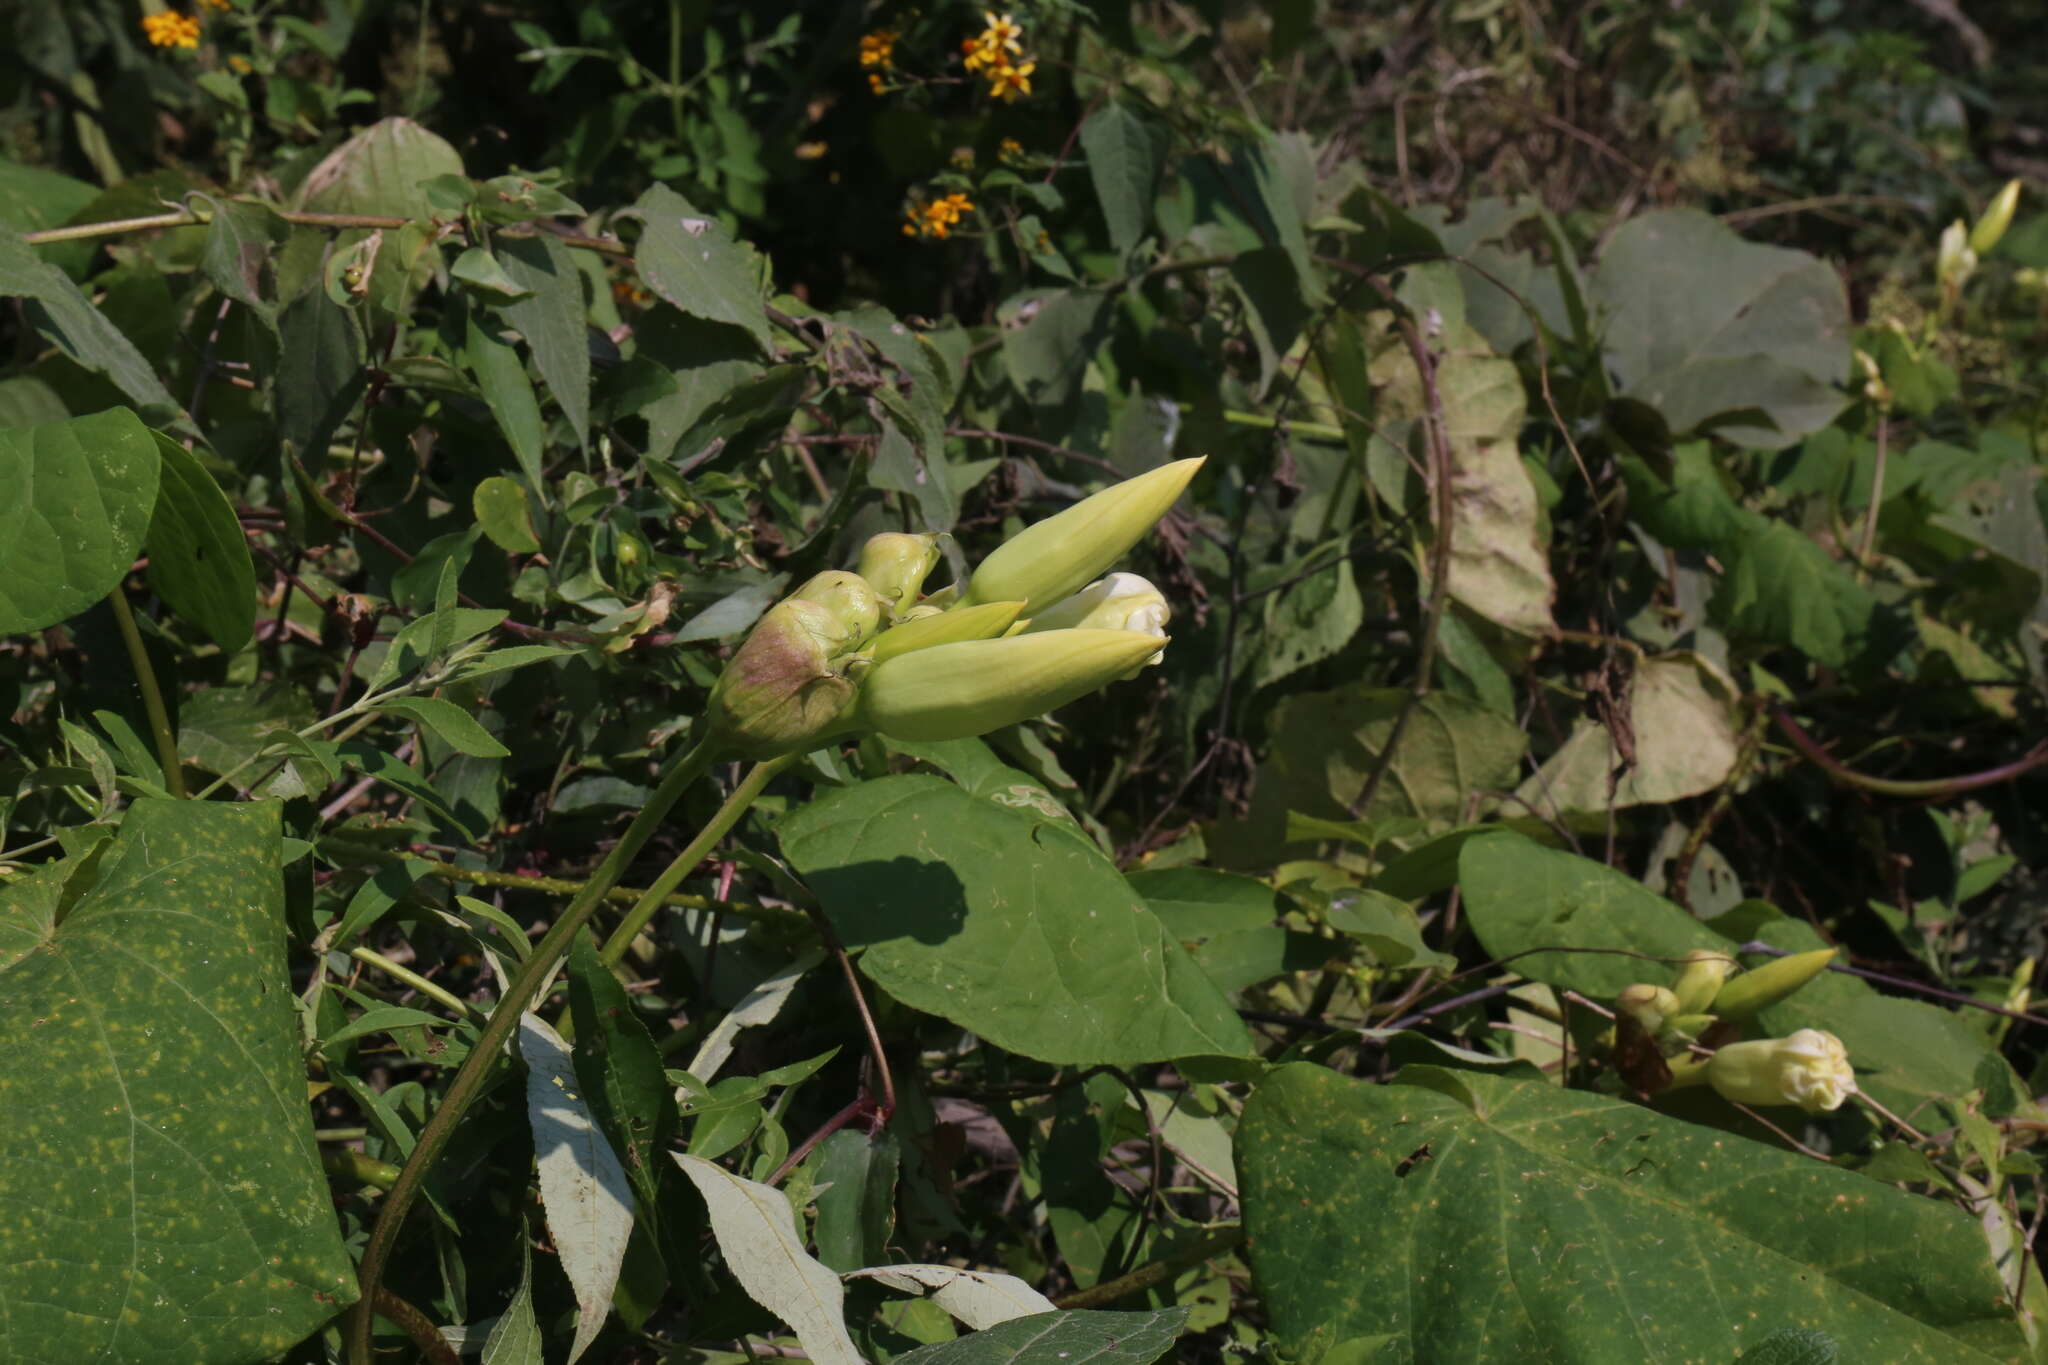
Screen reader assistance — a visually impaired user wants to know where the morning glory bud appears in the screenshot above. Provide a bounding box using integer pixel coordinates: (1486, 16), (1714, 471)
(1616, 984), (1680, 1037)
(858, 533), (944, 620)
(1970, 178), (2023, 256)
(869, 600), (1024, 664)
(1711, 948), (1837, 1022)
(706, 598), (863, 759)
(788, 570), (882, 650)
(1670, 949), (1737, 1015)
(1024, 572), (1169, 673)
(1937, 220), (1976, 292)
(1704, 1029), (1855, 1114)
(857, 629), (1167, 742)
(961, 458), (1204, 614)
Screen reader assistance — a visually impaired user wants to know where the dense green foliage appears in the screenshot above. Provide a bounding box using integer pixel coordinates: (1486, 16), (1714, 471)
(5, 1), (2048, 1361)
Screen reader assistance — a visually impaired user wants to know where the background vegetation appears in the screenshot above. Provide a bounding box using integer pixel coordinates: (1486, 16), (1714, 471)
(5, 0), (2048, 1360)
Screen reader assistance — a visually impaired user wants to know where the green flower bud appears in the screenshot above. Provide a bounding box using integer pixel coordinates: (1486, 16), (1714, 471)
(706, 599), (863, 759)
(858, 532), (944, 619)
(1616, 984), (1680, 1036)
(1970, 178), (2023, 256)
(1711, 948), (1837, 1022)
(1663, 1012), (1716, 1046)
(788, 571), (882, 650)
(870, 600), (1025, 664)
(857, 629), (1167, 742)
(962, 458), (1204, 615)
(1704, 1028), (1854, 1113)
(1670, 949), (1737, 1015)
(1024, 572), (1168, 673)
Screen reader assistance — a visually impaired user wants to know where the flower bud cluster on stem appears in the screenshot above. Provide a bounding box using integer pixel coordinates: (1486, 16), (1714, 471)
(704, 457), (1204, 759)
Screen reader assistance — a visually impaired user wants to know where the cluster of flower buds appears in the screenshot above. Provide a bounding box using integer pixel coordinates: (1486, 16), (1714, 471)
(1614, 946), (1855, 1114)
(1938, 178), (2023, 312)
(703, 459), (1202, 759)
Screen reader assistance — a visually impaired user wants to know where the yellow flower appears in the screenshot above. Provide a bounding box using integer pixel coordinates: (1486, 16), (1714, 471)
(227, 53), (252, 73)
(987, 59), (1035, 102)
(979, 12), (1025, 56)
(868, 72), (888, 95)
(858, 29), (897, 69)
(795, 140), (828, 160)
(903, 193), (976, 240)
(142, 10), (202, 48)
(999, 137), (1025, 160)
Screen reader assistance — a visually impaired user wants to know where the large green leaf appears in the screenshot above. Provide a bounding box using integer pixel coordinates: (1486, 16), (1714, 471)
(1079, 103), (1163, 258)
(144, 432), (257, 653)
(0, 407), (161, 635)
(779, 775), (1255, 1065)
(1594, 209), (1850, 449)
(0, 225), (183, 424)
(1459, 830), (1724, 997)
(0, 799), (357, 1361)
(1714, 520), (1878, 667)
(1239, 1063), (2026, 1364)
(294, 116), (463, 219)
(626, 184), (771, 353)
(1511, 653), (1742, 820)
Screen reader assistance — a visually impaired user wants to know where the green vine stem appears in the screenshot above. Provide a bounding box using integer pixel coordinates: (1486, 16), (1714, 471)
(106, 586), (186, 798)
(347, 734), (729, 1363)
(598, 752), (798, 966)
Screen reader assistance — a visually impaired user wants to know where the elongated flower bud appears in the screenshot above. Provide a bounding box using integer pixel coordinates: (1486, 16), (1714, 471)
(858, 532), (944, 619)
(1704, 1029), (1854, 1113)
(1024, 572), (1168, 674)
(1671, 949), (1737, 1015)
(1970, 179), (2023, 256)
(870, 600), (1025, 664)
(1712, 948), (1836, 1021)
(857, 629), (1166, 741)
(707, 599), (862, 759)
(789, 570), (882, 650)
(1938, 220), (1976, 292)
(961, 458), (1204, 614)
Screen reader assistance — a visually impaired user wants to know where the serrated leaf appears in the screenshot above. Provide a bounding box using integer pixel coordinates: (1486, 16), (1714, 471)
(1079, 103), (1163, 258)
(673, 1154), (863, 1365)
(779, 776), (1254, 1066)
(196, 195), (286, 327)
(813, 1131), (900, 1275)
(1715, 520), (1877, 666)
(890, 1309), (1188, 1364)
(849, 1264), (1057, 1330)
(295, 117), (464, 219)
(372, 696), (512, 758)
(568, 935), (677, 1210)
(143, 431), (257, 652)
(626, 184), (771, 352)
(521, 1013), (633, 1365)
(1239, 1063), (2024, 1362)
(497, 234), (590, 450)
(0, 407), (161, 634)
(0, 799), (358, 1359)
(464, 317), (547, 487)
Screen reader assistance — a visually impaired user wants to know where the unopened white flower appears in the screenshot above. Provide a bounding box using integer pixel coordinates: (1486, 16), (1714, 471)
(1705, 1028), (1855, 1114)
(1023, 572), (1168, 671)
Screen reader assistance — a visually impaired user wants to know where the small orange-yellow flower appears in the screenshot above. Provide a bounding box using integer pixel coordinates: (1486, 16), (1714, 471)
(987, 59), (1035, 102)
(858, 29), (897, 69)
(142, 10), (202, 48)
